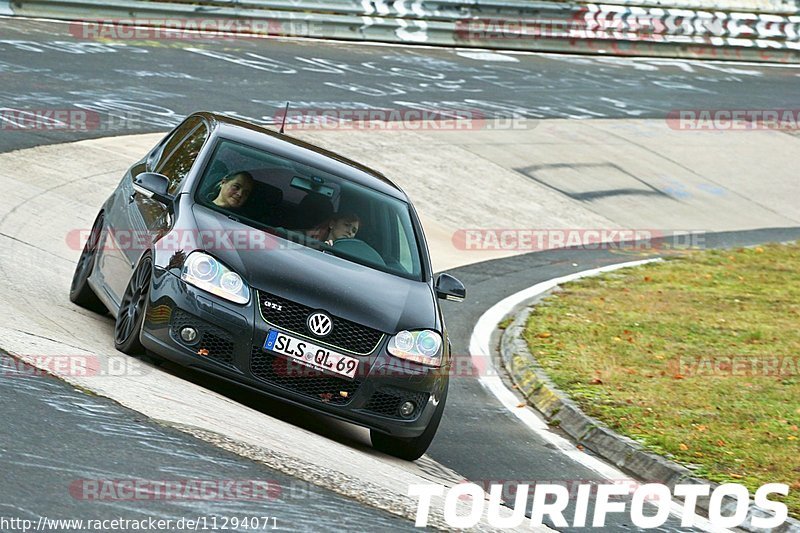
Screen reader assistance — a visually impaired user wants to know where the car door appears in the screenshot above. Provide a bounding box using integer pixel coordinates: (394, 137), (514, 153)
(95, 130), (176, 305)
(127, 116), (209, 264)
(102, 117), (209, 304)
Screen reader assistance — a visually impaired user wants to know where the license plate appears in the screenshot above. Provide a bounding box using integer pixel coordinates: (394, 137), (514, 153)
(264, 330), (359, 379)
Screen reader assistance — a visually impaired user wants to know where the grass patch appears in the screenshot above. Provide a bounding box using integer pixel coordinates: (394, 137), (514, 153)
(498, 317), (515, 330)
(524, 243), (800, 518)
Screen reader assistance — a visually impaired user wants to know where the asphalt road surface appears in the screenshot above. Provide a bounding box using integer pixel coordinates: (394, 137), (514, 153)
(1, 16), (799, 153)
(2, 15), (799, 532)
(0, 352), (415, 532)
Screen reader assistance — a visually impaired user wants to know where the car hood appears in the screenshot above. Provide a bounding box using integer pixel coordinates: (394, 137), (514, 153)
(190, 205), (437, 334)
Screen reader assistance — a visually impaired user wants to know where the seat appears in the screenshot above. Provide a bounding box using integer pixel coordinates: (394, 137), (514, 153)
(198, 161), (230, 202)
(240, 182), (283, 224)
(287, 193), (334, 230)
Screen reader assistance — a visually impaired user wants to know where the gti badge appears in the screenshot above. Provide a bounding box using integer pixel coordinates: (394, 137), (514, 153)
(263, 301), (282, 311)
(307, 312), (333, 337)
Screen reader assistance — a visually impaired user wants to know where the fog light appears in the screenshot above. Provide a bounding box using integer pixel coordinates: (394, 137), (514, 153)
(180, 327), (198, 344)
(399, 401), (416, 418)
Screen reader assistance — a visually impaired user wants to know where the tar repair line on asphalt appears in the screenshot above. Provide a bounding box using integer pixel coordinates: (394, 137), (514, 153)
(468, 258), (735, 533)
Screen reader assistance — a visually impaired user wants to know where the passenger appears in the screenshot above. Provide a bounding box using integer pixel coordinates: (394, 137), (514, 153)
(212, 171), (254, 210)
(307, 213), (361, 245)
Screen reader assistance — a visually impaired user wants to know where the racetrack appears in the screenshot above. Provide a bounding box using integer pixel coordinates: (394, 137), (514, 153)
(2, 15), (799, 532)
(3, 16), (800, 155)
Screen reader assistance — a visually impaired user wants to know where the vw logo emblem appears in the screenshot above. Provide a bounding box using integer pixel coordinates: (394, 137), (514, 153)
(307, 312), (333, 337)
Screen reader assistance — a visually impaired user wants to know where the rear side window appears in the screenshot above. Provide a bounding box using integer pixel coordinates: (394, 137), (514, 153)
(154, 117), (209, 195)
(148, 117), (198, 171)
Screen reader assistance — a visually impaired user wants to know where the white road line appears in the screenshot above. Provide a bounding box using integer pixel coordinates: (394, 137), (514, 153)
(468, 258), (733, 532)
(456, 51), (520, 62)
(517, 50), (800, 68)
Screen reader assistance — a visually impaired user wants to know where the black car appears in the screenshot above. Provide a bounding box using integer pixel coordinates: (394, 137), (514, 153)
(69, 112), (466, 460)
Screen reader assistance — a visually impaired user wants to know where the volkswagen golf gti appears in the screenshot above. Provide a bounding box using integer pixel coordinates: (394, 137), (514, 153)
(69, 112), (466, 460)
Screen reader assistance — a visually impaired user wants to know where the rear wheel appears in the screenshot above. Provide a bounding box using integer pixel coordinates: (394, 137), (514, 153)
(69, 213), (106, 314)
(370, 387), (448, 461)
(114, 256), (152, 355)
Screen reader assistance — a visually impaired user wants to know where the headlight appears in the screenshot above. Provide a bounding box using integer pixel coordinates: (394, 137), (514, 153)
(181, 252), (249, 304)
(387, 329), (443, 367)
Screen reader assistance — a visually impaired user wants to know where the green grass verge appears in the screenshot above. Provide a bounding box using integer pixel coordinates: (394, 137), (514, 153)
(524, 242), (800, 518)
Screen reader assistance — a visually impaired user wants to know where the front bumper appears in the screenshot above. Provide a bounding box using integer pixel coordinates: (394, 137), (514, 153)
(140, 268), (448, 438)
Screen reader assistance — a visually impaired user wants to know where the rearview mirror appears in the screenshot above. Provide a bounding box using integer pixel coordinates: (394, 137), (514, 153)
(133, 172), (173, 205)
(435, 273), (466, 302)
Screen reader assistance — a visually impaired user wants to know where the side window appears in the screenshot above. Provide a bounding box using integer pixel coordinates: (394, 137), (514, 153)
(147, 117), (199, 172)
(156, 120), (209, 195)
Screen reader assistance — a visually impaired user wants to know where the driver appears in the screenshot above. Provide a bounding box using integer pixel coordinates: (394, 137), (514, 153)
(307, 213), (360, 245)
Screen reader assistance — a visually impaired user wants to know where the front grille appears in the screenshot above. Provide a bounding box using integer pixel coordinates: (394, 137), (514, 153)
(363, 387), (430, 419)
(257, 291), (383, 355)
(171, 309), (235, 365)
(250, 347), (361, 405)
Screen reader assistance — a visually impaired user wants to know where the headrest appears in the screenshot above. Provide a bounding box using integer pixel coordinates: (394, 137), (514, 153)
(295, 193), (334, 229)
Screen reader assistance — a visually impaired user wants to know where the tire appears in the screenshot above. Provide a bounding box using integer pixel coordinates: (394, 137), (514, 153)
(114, 255), (152, 355)
(69, 213), (106, 314)
(370, 386), (448, 461)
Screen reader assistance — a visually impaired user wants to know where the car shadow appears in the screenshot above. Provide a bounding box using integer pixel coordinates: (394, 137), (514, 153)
(144, 356), (377, 452)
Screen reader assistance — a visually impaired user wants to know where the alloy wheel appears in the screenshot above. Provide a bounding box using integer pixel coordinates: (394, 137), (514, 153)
(114, 258), (152, 346)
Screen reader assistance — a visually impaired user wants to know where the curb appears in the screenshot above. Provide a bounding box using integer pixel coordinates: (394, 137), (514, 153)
(499, 290), (800, 533)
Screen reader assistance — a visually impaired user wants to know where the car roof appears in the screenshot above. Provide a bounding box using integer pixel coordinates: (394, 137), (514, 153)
(193, 111), (409, 201)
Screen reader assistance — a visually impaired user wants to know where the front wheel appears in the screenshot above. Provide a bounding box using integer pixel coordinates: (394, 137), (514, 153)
(69, 212), (106, 314)
(370, 387), (448, 461)
(114, 256), (152, 355)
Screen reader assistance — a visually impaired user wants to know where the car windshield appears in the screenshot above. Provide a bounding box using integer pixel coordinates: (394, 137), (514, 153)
(195, 138), (424, 280)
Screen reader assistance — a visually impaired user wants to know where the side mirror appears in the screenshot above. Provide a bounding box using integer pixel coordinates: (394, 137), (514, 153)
(133, 172), (173, 205)
(435, 273), (466, 302)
